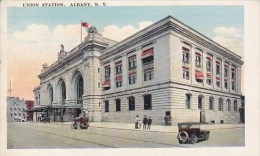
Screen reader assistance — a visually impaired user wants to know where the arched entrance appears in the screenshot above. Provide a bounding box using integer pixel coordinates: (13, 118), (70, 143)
(72, 71), (84, 118)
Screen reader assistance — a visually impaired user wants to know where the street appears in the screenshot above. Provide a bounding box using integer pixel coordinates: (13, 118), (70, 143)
(7, 122), (244, 148)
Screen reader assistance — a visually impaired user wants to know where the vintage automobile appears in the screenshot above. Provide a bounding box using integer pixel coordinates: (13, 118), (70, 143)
(71, 116), (89, 129)
(177, 122), (210, 144)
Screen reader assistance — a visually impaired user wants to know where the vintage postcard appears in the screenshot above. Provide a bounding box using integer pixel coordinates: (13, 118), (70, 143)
(0, 0), (260, 156)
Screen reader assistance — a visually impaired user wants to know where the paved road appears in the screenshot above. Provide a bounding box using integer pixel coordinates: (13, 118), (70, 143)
(7, 122), (244, 149)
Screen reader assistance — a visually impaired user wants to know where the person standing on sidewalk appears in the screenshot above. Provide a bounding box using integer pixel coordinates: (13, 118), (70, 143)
(135, 115), (140, 129)
(147, 116), (152, 130)
(143, 115), (148, 129)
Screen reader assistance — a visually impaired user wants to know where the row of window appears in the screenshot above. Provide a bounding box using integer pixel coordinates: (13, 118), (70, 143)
(182, 46), (237, 91)
(104, 94), (152, 112)
(9, 107), (25, 111)
(10, 113), (26, 117)
(185, 94), (238, 112)
(103, 48), (154, 90)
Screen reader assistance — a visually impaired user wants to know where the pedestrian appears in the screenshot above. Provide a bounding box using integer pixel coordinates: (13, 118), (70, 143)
(135, 115), (140, 129)
(143, 115), (148, 129)
(147, 116), (152, 130)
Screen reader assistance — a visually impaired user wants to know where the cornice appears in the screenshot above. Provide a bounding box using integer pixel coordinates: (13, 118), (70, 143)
(38, 40), (109, 79)
(100, 16), (243, 65)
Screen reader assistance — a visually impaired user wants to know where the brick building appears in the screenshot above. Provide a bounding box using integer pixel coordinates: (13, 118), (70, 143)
(34, 16), (244, 124)
(25, 100), (34, 121)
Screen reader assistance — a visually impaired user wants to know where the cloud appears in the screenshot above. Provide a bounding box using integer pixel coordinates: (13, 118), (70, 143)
(212, 26), (243, 56)
(6, 23), (88, 100)
(101, 21), (153, 41)
(6, 21), (153, 100)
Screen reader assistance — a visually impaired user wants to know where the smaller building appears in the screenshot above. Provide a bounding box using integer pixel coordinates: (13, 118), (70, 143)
(7, 97), (27, 122)
(25, 100), (34, 121)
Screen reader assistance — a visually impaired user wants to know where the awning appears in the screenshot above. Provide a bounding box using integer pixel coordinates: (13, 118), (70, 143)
(195, 72), (204, 80)
(102, 80), (110, 88)
(182, 47), (189, 52)
(141, 48), (154, 58)
(195, 52), (201, 56)
(206, 56), (212, 60)
(115, 75), (122, 81)
(207, 73), (211, 78)
(128, 72), (136, 76)
(216, 77), (220, 80)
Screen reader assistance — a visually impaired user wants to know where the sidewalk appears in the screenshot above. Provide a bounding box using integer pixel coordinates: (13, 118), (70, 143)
(51, 121), (245, 133)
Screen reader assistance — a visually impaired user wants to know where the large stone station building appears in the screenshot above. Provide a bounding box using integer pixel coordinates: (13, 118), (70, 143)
(33, 16), (244, 125)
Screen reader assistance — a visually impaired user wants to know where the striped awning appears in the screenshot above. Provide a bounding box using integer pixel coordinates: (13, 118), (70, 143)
(102, 80), (110, 88)
(141, 48), (154, 58)
(195, 72), (204, 80)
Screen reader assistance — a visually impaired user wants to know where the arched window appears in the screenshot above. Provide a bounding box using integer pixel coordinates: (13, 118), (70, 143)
(128, 96), (135, 111)
(60, 81), (66, 105)
(48, 86), (53, 105)
(76, 75), (84, 104)
(218, 98), (223, 111)
(144, 94), (152, 110)
(209, 96), (214, 110)
(234, 99), (238, 111)
(227, 99), (231, 111)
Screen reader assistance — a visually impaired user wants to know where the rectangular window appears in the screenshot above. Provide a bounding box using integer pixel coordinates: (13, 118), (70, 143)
(232, 67), (236, 80)
(116, 99), (121, 112)
(144, 94), (152, 110)
(224, 80), (228, 89)
(115, 63), (122, 74)
(115, 81), (122, 88)
(224, 67), (228, 77)
(218, 99), (223, 111)
(182, 48), (189, 64)
(128, 55), (136, 70)
(129, 96), (135, 111)
(209, 97), (214, 110)
(195, 54), (201, 68)
(185, 94), (191, 109)
(216, 60), (221, 75)
(206, 55), (212, 72)
(216, 78), (220, 87)
(104, 66), (111, 79)
(182, 68), (189, 80)
(129, 73), (137, 85)
(105, 101), (109, 112)
(144, 70), (154, 81)
(143, 56), (154, 82)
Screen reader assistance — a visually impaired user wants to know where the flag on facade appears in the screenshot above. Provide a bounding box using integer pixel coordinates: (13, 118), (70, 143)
(81, 22), (90, 28)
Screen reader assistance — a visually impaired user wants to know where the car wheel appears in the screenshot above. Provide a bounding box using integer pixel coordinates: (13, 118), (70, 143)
(205, 133), (209, 140)
(178, 131), (188, 144)
(191, 134), (198, 144)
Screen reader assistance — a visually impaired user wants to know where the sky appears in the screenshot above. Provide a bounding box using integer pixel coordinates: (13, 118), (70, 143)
(6, 6), (244, 100)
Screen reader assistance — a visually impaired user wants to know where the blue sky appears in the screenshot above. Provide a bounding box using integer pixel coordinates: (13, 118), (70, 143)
(8, 6), (243, 38)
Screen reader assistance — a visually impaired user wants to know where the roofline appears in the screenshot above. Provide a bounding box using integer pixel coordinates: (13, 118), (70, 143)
(102, 15), (242, 61)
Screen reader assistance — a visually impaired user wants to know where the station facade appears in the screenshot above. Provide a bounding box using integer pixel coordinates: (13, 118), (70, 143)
(34, 16), (244, 124)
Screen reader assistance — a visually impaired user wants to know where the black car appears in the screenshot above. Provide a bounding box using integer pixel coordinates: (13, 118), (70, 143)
(177, 122), (210, 144)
